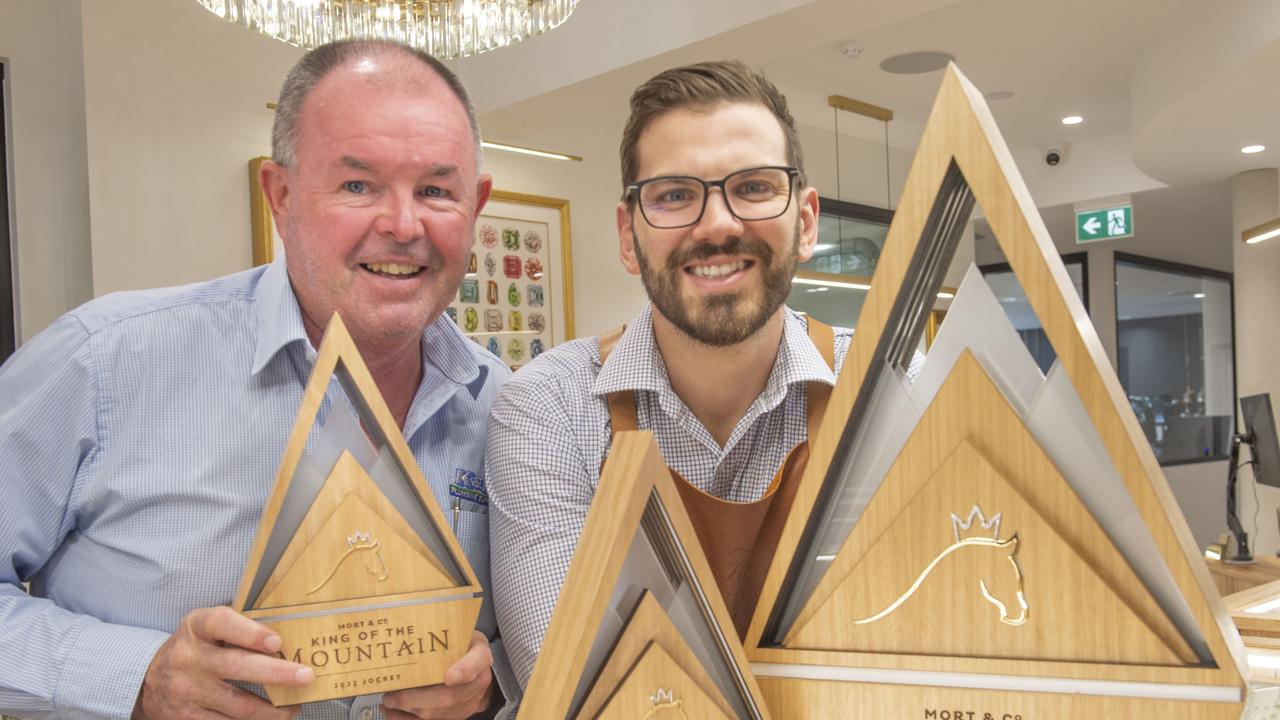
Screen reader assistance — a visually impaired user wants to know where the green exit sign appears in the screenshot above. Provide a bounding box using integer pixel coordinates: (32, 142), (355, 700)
(1076, 205), (1133, 243)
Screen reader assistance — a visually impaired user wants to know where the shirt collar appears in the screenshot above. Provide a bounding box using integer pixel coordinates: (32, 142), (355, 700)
(250, 256), (483, 387)
(591, 304), (835, 400)
(251, 257), (311, 376)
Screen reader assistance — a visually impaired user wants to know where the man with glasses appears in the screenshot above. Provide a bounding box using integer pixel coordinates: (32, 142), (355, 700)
(485, 61), (857, 697)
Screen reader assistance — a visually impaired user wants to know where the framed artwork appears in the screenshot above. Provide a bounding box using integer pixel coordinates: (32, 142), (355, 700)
(249, 156), (282, 266)
(450, 190), (574, 371)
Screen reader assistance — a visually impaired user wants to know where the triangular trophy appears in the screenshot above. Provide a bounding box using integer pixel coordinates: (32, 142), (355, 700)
(520, 431), (771, 719)
(743, 65), (1248, 718)
(233, 314), (483, 705)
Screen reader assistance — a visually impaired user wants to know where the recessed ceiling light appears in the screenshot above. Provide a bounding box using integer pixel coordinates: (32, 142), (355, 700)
(1242, 145), (1266, 154)
(880, 51), (956, 75)
(1193, 293), (1205, 299)
(1061, 115), (1084, 125)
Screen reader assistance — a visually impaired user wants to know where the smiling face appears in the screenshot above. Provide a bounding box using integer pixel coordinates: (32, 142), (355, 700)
(261, 52), (491, 349)
(618, 102), (817, 347)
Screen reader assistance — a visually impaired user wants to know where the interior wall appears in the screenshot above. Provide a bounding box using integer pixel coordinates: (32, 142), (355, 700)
(0, 0), (93, 343)
(1232, 167), (1280, 557)
(79, 0), (301, 297)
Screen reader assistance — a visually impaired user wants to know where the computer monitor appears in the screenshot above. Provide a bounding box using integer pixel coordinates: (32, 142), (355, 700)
(1241, 393), (1280, 489)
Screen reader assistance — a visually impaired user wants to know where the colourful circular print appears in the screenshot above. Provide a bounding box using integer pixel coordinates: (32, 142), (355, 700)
(524, 257), (544, 281)
(487, 336), (501, 358)
(480, 225), (498, 248)
(484, 253), (497, 277)
(523, 229), (543, 253)
(528, 312), (546, 333)
(507, 283), (521, 307)
(509, 310), (523, 331)
(463, 307), (479, 333)
(530, 338), (545, 359)
(502, 228), (521, 251)
(507, 338), (526, 362)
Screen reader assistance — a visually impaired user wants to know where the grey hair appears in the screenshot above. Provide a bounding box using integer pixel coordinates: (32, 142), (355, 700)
(271, 39), (483, 170)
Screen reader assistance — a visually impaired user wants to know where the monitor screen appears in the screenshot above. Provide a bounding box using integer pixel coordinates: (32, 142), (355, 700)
(1241, 393), (1280, 489)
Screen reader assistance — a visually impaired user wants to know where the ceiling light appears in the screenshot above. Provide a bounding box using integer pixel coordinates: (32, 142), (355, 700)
(1239, 215), (1280, 243)
(195, 0), (580, 60)
(936, 291), (955, 299)
(1193, 292), (1205, 299)
(793, 277), (871, 291)
(482, 141), (581, 162)
(1242, 145), (1267, 154)
(1061, 115), (1084, 125)
(1243, 217), (1280, 245)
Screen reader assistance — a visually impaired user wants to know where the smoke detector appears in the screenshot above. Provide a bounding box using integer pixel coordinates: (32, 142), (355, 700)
(839, 41), (863, 60)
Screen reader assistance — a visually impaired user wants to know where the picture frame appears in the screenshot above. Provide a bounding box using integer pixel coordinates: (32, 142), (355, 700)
(453, 189), (574, 370)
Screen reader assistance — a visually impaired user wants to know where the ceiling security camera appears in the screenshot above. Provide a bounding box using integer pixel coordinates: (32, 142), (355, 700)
(1045, 148), (1063, 166)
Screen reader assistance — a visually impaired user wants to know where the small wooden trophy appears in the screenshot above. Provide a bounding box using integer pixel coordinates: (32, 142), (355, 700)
(740, 64), (1249, 718)
(233, 314), (483, 705)
(521, 431), (771, 719)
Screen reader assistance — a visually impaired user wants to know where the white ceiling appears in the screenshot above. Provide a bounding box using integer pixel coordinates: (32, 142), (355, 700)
(463, 0), (1280, 211)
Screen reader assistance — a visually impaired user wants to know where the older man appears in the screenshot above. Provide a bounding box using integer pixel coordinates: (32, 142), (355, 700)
(0, 41), (510, 719)
(486, 61), (888, 696)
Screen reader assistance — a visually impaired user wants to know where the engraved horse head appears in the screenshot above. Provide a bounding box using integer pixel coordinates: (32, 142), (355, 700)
(853, 505), (1028, 627)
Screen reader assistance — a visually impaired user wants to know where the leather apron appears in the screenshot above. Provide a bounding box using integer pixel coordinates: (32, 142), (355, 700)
(597, 319), (834, 638)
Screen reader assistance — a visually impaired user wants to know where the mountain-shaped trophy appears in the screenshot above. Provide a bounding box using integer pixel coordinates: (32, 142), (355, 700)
(233, 314), (484, 705)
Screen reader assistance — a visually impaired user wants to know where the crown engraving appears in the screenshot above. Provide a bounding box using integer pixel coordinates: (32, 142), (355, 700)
(650, 688), (674, 706)
(951, 505), (1002, 542)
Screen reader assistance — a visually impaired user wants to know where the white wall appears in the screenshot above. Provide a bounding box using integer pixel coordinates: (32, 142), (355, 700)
(1232, 168), (1280, 557)
(79, 0), (301, 297)
(0, 0), (93, 342)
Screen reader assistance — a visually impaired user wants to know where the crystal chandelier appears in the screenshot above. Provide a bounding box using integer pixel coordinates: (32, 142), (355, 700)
(196, 0), (581, 61)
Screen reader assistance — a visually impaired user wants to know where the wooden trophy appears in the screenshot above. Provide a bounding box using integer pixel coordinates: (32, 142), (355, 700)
(520, 431), (772, 719)
(740, 64), (1250, 718)
(233, 314), (483, 705)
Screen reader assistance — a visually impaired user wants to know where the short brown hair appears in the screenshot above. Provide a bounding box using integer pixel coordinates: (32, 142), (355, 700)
(619, 61), (805, 198)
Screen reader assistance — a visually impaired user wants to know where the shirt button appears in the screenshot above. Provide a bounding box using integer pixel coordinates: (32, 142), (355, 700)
(359, 708), (374, 720)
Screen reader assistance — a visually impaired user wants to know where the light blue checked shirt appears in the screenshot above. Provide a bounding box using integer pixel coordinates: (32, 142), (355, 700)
(0, 258), (513, 720)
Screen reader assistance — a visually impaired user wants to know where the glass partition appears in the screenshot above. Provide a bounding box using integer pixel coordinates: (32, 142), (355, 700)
(787, 198), (890, 328)
(979, 253), (1088, 374)
(1114, 253), (1234, 465)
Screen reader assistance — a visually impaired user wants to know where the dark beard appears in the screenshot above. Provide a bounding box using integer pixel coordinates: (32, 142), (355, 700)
(633, 222), (799, 347)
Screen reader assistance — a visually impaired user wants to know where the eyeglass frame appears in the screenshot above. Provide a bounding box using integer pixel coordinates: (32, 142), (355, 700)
(625, 165), (803, 229)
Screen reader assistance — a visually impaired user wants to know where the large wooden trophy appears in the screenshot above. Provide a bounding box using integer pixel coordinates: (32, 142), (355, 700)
(521, 432), (773, 719)
(234, 315), (484, 705)
(738, 64), (1249, 717)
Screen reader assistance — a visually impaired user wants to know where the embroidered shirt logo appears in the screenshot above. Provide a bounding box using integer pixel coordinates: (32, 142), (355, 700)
(449, 469), (488, 507)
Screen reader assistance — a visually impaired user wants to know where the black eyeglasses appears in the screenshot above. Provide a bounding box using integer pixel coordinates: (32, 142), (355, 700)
(626, 165), (800, 229)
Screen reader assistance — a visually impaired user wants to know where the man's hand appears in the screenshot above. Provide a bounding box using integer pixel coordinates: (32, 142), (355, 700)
(381, 631), (495, 720)
(133, 606), (314, 720)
